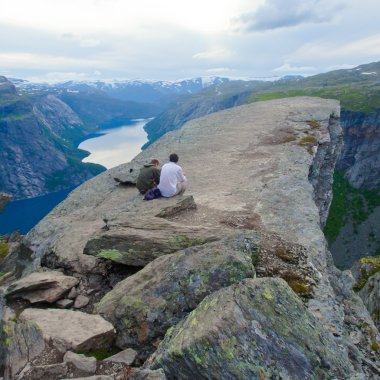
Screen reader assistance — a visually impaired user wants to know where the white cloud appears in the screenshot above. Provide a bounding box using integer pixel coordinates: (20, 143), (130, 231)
(205, 67), (235, 73)
(192, 49), (232, 60)
(0, 0), (379, 81)
(273, 62), (317, 73)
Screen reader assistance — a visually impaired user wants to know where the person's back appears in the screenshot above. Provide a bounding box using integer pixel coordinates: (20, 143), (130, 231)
(136, 159), (160, 194)
(158, 153), (186, 197)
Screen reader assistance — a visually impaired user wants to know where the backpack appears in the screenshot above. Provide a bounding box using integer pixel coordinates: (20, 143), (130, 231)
(143, 187), (162, 201)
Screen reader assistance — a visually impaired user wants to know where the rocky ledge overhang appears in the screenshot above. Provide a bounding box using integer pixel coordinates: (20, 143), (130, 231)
(19, 97), (380, 377)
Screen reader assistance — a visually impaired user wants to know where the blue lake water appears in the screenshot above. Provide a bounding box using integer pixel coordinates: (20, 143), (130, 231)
(0, 119), (149, 235)
(0, 188), (74, 235)
(78, 118), (149, 169)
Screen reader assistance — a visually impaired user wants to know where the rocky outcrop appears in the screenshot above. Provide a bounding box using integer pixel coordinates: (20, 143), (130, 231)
(5, 97), (379, 378)
(96, 233), (257, 353)
(148, 278), (355, 379)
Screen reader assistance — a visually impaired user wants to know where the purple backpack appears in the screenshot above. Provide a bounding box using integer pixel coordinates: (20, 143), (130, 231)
(143, 187), (162, 200)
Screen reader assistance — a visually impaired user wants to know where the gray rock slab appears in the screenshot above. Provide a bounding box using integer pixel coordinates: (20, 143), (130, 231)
(19, 308), (115, 352)
(83, 216), (221, 267)
(5, 271), (79, 304)
(103, 348), (137, 366)
(64, 351), (97, 375)
(148, 277), (355, 380)
(96, 233), (257, 351)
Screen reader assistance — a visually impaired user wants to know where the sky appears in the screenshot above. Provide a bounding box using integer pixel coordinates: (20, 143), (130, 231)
(0, 0), (379, 83)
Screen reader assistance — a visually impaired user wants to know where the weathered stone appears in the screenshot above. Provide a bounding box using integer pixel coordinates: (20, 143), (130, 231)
(103, 348), (137, 366)
(129, 369), (166, 380)
(84, 217), (221, 267)
(148, 278), (355, 380)
(359, 271), (380, 330)
(96, 233), (257, 352)
(19, 309), (115, 352)
(5, 271), (79, 304)
(64, 351), (97, 375)
(3, 319), (45, 379)
(74, 295), (90, 309)
(56, 298), (74, 308)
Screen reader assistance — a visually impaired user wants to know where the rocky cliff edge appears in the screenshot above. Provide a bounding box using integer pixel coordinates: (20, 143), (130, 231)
(2, 97), (379, 379)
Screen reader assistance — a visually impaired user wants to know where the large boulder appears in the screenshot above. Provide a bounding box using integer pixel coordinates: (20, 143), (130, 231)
(83, 216), (221, 267)
(148, 278), (355, 380)
(5, 271), (79, 304)
(19, 308), (115, 352)
(96, 233), (258, 353)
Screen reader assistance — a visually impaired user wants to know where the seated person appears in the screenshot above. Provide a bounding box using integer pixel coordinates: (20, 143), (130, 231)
(158, 153), (187, 197)
(136, 158), (161, 194)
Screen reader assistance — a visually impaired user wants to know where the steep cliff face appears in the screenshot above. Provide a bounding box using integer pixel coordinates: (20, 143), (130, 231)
(325, 111), (380, 268)
(1, 97), (377, 378)
(337, 110), (380, 189)
(0, 76), (105, 199)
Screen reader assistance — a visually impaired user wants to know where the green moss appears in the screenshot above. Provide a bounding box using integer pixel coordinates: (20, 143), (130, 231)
(96, 249), (123, 261)
(299, 136), (318, 145)
(0, 242), (9, 261)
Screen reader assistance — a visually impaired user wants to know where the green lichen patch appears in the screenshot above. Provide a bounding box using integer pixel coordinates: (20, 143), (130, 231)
(282, 271), (312, 298)
(306, 120), (321, 128)
(96, 249), (123, 261)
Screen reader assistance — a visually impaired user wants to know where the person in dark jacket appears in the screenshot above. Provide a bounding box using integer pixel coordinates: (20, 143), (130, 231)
(136, 158), (161, 194)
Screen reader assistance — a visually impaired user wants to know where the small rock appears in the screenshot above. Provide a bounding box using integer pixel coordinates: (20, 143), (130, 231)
(129, 369), (166, 380)
(56, 298), (74, 309)
(68, 287), (78, 299)
(64, 351), (97, 375)
(74, 295), (90, 308)
(103, 348), (137, 366)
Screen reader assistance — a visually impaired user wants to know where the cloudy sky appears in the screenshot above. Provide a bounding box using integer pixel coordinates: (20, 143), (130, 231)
(0, 0), (379, 82)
